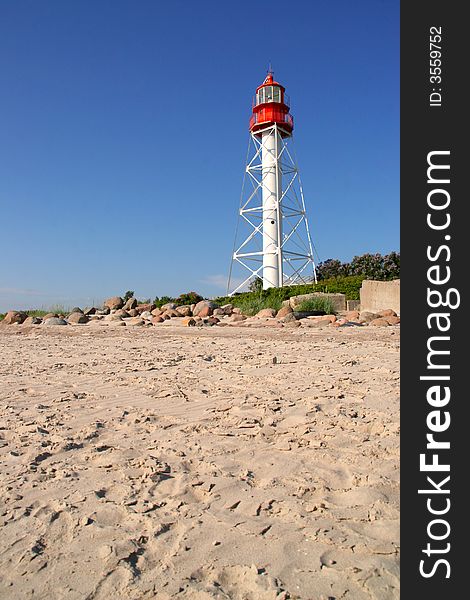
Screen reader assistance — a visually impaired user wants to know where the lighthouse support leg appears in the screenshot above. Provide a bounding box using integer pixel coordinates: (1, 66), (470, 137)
(261, 127), (283, 289)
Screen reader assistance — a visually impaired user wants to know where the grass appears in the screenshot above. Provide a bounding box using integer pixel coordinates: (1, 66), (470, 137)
(295, 297), (336, 315)
(233, 292), (284, 316)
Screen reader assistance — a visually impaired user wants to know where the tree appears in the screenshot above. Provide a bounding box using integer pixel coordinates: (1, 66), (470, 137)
(123, 290), (134, 302)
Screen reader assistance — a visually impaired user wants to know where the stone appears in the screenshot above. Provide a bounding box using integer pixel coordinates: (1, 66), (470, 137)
(2, 311), (27, 325)
(281, 312), (297, 324)
(67, 312), (89, 324)
(22, 316), (42, 325)
(181, 317), (197, 327)
(370, 318), (390, 327)
(276, 305), (293, 318)
(42, 312), (59, 320)
(206, 317), (220, 326)
(193, 300), (218, 318)
(378, 308), (397, 318)
(164, 309), (180, 318)
(175, 305), (192, 317)
(104, 296), (124, 310)
(123, 297), (137, 310)
(359, 311), (381, 323)
(384, 315), (400, 325)
(228, 314), (247, 322)
(346, 310), (360, 320)
(95, 308), (109, 315)
(160, 302), (177, 311)
(300, 318), (331, 328)
(161, 313), (171, 321)
(128, 317), (145, 326)
(83, 307), (96, 315)
(220, 303), (234, 315)
(113, 309), (130, 318)
(151, 308), (163, 317)
(152, 316), (164, 324)
(285, 320), (301, 328)
(232, 307), (242, 314)
(140, 311), (153, 320)
(136, 303), (156, 314)
(255, 308), (277, 318)
(212, 308), (225, 316)
(127, 309), (138, 317)
(104, 314), (123, 322)
(44, 317), (68, 326)
(69, 307), (83, 314)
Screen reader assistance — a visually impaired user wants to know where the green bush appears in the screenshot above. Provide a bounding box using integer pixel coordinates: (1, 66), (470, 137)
(295, 297), (336, 314)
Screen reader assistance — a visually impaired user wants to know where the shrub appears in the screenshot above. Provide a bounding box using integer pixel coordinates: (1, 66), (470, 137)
(175, 291), (203, 306)
(154, 295), (175, 308)
(316, 252), (400, 281)
(295, 297), (336, 314)
(123, 290), (134, 303)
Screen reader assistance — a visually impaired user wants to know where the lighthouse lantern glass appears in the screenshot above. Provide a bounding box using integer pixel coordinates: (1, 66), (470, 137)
(256, 86), (281, 105)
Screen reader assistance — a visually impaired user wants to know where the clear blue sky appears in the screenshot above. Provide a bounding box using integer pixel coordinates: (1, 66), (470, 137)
(0, 0), (399, 311)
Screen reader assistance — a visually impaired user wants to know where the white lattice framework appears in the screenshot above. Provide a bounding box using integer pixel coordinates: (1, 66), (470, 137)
(228, 123), (317, 295)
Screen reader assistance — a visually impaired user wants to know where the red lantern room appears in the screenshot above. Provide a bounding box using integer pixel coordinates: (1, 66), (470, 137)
(249, 72), (294, 137)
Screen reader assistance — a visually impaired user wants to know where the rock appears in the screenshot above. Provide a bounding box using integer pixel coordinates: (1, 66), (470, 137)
(69, 307), (83, 314)
(378, 309), (397, 318)
(181, 317), (196, 327)
(160, 313), (171, 321)
(164, 309), (180, 318)
(276, 306), (293, 318)
(44, 317), (68, 326)
(175, 305), (192, 317)
(123, 297), (137, 310)
(212, 308), (225, 316)
(359, 311), (381, 323)
(128, 317), (145, 326)
(104, 296), (124, 310)
(232, 307), (242, 314)
(370, 318), (390, 327)
(193, 300), (217, 318)
(281, 312), (297, 324)
(384, 315), (400, 325)
(255, 308), (277, 318)
(152, 316), (164, 324)
(136, 303), (155, 314)
(228, 314), (247, 322)
(346, 310), (360, 320)
(2, 311), (27, 325)
(300, 318), (331, 328)
(83, 307), (96, 315)
(104, 314), (123, 322)
(95, 308), (109, 315)
(113, 309), (130, 318)
(127, 309), (138, 317)
(151, 308), (163, 317)
(160, 302), (177, 311)
(42, 312), (59, 320)
(140, 311), (153, 320)
(206, 316), (220, 326)
(67, 312), (89, 324)
(220, 303), (234, 315)
(22, 316), (42, 325)
(285, 320), (301, 328)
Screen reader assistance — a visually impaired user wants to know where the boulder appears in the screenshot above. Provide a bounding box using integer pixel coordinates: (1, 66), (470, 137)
(300, 318), (331, 328)
(384, 315), (400, 325)
(69, 307), (83, 314)
(124, 297), (137, 310)
(95, 308), (109, 315)
(152, 316), (164, 324)
(378, 309), (397, 318)
(104, 314), (123, 322)
(255, 308), (277, 318)
(206, 316), (220, 326)
(181, 317), (197, 327)
(277, 305), (293, 318)
(2, 311), (27, 325)
(44, 317), (68, 326)
(151, 308), (163, 317)
(281, 312), (297, 324)
(285, 320), (301, 328)
(42, 312), (59, 320)
(359, 311), (381, 323)
(160, 302), (177, 311)
(83, 307), (96, 315)
(22, 316), (42, 325)
(114, 309), (130, 318)
(220, 303), (234, 315)
(212, 308), (225, 317)
(140, 311), (153, 320)
(104, 296), (124, 310)
(160, 313), (171, 321)
(127, 309), (139, 317)
(136, 303), (155, 314)
(346, 310), (360, 321)
(370, 318), (390, 327)
(228, 314), (247, 323)
(128, 317), (145, 326)
(163, 309), (180, 318)
(193, 300), (217, 318)
(175, 305), (192, 317)
(67, 312), (89, 324)
(232, 307), (242, 315)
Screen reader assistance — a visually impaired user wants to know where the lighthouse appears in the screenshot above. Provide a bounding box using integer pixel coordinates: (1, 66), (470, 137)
(228, 71), (317, 294)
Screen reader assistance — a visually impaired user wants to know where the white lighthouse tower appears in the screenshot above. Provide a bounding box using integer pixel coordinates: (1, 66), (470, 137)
(228, 71), (317, 294)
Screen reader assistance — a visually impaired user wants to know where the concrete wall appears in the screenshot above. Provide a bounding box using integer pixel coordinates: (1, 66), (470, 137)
(360, 279), (400, 314)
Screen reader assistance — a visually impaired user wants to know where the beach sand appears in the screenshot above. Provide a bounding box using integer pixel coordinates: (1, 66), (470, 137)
(0, 324), (399, 599)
